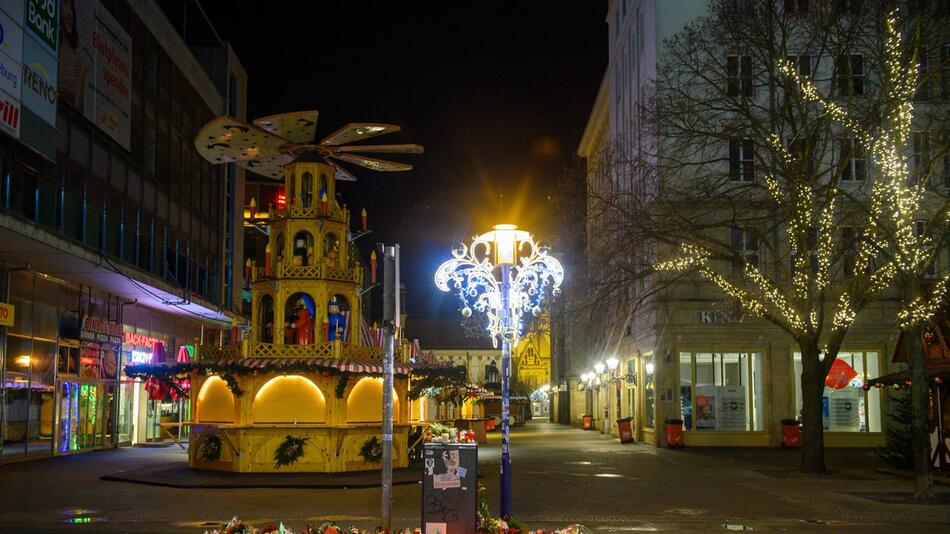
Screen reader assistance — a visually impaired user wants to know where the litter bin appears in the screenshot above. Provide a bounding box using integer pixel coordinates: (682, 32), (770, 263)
(582, 414), (594, 430)
(781, 419), (801, 448)
(617, 417), (634, 444)
(665, 418), (684, 448)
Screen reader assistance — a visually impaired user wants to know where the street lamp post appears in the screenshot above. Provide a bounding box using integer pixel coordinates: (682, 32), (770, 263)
(435, 224), (563, 518)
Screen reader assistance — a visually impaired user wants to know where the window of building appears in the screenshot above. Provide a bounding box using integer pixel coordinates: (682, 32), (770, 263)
(644, 353), (655, 428)
(841, 226), (859, 278)
(793, 351), (881, 432)
(729, 139), (755, 181)
(834, 0), (862, 14)
(916, 45), (930, 100)
(915, 220), (938, 277)
(911, 132), (932, 187)
(791, 227), (818, 278)
(836, 54), (864, 96)
(839, 138), (866, 181)
(727, 55), (754, 97)
(731, 227), (759, 276)
(941, 45), (950, 100)
(784, 0), (809, 14)
(679, 352), (765, 431)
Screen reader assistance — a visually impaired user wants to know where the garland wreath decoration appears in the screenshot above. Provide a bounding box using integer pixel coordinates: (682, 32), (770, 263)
(360, 436), (383, 463)
(336, 373), (351, 399)
(200, 433), (223, 462)
(274, 435), (309, 469)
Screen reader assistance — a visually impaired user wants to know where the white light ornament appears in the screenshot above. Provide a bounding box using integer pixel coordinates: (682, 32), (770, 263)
(435, 224), (564, 348)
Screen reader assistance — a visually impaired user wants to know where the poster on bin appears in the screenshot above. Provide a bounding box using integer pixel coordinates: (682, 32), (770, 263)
(422, 443), (477, 534)
(57, 0), (130, 149)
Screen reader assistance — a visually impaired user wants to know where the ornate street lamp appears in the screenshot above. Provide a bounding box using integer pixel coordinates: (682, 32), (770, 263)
(435, 224), (563, 517)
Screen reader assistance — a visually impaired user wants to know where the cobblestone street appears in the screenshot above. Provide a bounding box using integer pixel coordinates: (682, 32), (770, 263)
(1, 420), (948, 532)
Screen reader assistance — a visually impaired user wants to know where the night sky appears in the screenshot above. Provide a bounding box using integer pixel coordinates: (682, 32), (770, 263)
(201, 1), (607, 318)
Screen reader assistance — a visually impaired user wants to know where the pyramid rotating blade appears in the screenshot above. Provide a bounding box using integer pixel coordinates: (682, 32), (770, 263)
(253, 110), (319, 143)
(320, 123), (400, 146)
(239, 153), (295, 180)
(328, 160), (360, 182)
(333, 153), (413, 172)
(195, 116), (287, 164)
(336, 143), (424, 154)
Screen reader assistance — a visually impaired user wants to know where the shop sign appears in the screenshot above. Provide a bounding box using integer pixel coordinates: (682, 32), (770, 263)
(81, 316), (123, 345)
(130, 349), (151, 364)
(0, 301), (14, 327)
(0, 6), (24, 140)
(24, 0), (58, 53)
(22, 24), (57, 125)
(124, 331), (163, 350)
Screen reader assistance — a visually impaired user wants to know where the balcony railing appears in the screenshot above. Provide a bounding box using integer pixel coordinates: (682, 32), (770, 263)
(197, 340), (383, 361)
(252, 262), (362, 284)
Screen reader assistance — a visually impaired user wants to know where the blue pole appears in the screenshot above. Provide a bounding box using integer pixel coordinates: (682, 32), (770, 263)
(499, 263), (512, 518)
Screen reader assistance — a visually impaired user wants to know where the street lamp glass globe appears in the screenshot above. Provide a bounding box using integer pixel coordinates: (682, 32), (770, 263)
(594, 362), (605, 374)
(606, 357), (619, 371)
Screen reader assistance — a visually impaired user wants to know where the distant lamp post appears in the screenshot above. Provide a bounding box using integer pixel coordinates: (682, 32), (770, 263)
(594, 362), (606, 375)
(435, 224), (564, 518)
(606, 357), (621, 425)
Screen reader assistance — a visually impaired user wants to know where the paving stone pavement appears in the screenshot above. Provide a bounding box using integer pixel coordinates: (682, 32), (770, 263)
(1, 419), (948, 532)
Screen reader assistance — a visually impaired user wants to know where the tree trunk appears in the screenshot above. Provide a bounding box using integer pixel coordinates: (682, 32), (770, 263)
(906, 321), (935, 499)
(799, 341), (828, 474)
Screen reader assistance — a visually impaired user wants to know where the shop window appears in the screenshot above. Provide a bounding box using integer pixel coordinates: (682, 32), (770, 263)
(794, 351), (881, 432)
(679, 352), (765, 431)
(346, 377), (399, 423)
(644, 353), (655, 428)
(196, 376), (235, 423)
(252, 376), (325, 424)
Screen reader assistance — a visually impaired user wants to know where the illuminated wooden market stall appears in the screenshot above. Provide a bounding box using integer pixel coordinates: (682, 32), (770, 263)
(128, 111), (459, 472)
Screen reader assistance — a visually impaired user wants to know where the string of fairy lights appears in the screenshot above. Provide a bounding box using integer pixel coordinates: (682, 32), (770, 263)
(656, 9), (948, 336)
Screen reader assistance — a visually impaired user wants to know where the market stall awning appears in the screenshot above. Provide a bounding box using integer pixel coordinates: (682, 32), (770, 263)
(214, 358), (418, 375)
(867, 361), (950, 387)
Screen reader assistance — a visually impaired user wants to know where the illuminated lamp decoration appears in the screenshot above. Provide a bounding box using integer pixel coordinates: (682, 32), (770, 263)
(320, 191), (329, 216)
(435, 224), (563, 518)
(361, 208), (368, 231)
(435, 224), (564, 347)
(276, 190), (287, 211)
(249, 197), (257, 218)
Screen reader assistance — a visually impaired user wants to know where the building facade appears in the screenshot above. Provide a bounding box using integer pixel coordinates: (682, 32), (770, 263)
(568, 0), (947, 448)
(0, 0), (246, 460)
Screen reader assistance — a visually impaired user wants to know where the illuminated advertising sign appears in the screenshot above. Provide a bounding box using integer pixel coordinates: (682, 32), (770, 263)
(22, 0), (58, 126)
(57, 0), (130, 149)
(130, 349), (151, 364)
(0, 5), (23, 140)
(124, 331), (163, 350)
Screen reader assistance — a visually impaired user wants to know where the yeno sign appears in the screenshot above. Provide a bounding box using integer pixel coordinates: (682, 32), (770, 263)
(0, 302), (15, 327)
